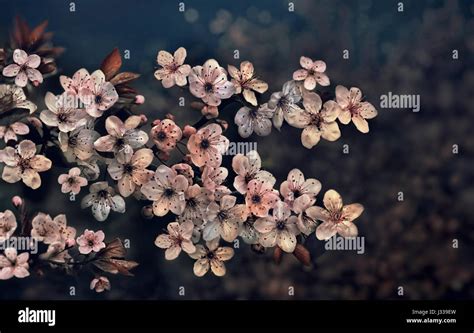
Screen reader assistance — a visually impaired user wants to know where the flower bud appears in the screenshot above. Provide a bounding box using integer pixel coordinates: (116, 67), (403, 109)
(183, 125), (196, 138)
(165, 113), (175, 121)
(134, 95), (145, 105)
(12, 196), (23, 208)
(141, 205), (154, 219)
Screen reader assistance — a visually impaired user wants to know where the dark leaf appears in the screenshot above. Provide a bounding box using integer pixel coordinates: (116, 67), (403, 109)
(100, 48), (122, 80)
(0, 108), (30, 126)
(97, 238), (127, 259)
(293, 243), (311, 266)
(116, 85), (138, 95)
(110, 72), (140, 86)
(93, 258), (139, 276)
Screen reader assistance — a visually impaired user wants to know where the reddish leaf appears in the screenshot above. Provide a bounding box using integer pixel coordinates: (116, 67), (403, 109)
(93, 258), (139, 276)
(29, 20), (48, 45)
(293, 244), (311, 266)
(97, 238), (127, 259)
(100, 48), (122, 80)
(110, 72), (140, 86)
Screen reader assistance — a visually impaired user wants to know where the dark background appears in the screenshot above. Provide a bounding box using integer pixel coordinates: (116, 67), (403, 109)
(0, 0), (473, 300)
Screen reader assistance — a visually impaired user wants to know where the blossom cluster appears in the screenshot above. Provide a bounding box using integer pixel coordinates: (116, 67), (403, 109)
(0, 18), (375, 285)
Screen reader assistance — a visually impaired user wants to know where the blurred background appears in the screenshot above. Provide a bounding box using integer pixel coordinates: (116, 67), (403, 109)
(0, 0), (473, 300)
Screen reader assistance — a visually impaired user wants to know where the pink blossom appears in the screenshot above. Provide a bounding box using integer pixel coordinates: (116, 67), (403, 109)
(90, 276), (111, 293)
(0, 122), (29, 143)
(0, 248), (29, 280)
(314, 189), (364, 240)
(335, 85), (378, 133)
(203, 195), (248, 242)
(254, 201), (299, 253)
(189, 59), (235, 106)
(187, 123), (229, 167)
(58, 167), (88, 195)
(292, 56), (330, 90)
(79, 70), (118, 117)
(1, 140), (52, 189)
(245, 179), (279, 217)
(107, 148), (154, 197)
(94, 115), (148, 163)
(40, 92), (87, 133)
(228, 61), (268, 106)
(2, 49), (43, 87)
(76, 229), (106, 254)
(150, 119), (182, 152)
(140, 165), (189, 216)
(81, 182), (126, 221)
(60, 68), (91, 95)
(0, 210), (17, 242)
(232, 150), (275, 194)
(154, 47), (191, 88)
(189, 241), (234, 277)
(280, 168), (321, 209)
(155, 221), (196, 260)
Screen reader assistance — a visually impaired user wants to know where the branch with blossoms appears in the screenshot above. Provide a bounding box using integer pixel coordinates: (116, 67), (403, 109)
(0, 16), (377, 283)
(0, 196), (138, 292)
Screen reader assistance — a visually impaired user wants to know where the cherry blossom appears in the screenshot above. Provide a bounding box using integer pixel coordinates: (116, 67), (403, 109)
(2, 49), (43, 87)
(179, 184), (210, 225)
(79, 69), (118, 117)
(292, 56), (330, 90)
(234, 103), (274, 138)
(140, 165), (189, 216)
(227, 61), (268, 106)
(290, 92), (341, 148)
(58, 167), (88, 195)
(0, 140), (52, 189)
(58, 125), (99, 162)
(0, 84), (37, 113)
(232, 150), (275, 194)
(154, 47), (191, 88)
(40, 92), (87, 133)
(280, 168), (321, 209)
(81, 182), (126, 221)
(60, 68), (91, 95)
(0, 248), (29, 280)
(107, 148), (154, 197)
(155, 221), (196, 260)
(171, 163), (194, 185)
(76, 229), (106, 254)
(0, 122), (29, 143)
(245, 179), (279, 217)
(268, 80), (303, 130)
(0, 210), (17, 242)
(190, 241), (234, 277)
(314, 189), (364, 240)
(94, 115), (148, 163)
(189, 59), (235, 106)
(187, 123), (229, 167)
(90, 276), (111, 293)
(335, 85), (378, 133)
(203, 195), (248, 242)
(150, 119), (182, 152)
(254, 200), (299, 253)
